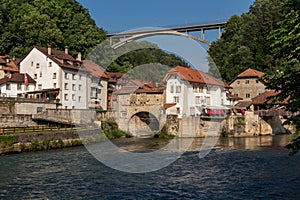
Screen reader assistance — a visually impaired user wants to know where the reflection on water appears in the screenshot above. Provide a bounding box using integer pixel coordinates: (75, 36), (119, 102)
(0, 135), (299, 199)
(112, 135), (294, 152)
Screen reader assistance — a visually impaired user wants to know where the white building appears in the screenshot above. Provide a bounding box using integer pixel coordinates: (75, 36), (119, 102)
(163, 66), (229, 117)
(82, 60), (109, 111)
(19, 46), (88, 109)
(0, 73), (35, 97)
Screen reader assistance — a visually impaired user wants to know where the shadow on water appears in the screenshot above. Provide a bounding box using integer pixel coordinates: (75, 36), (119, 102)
(110, 134), (294, 152)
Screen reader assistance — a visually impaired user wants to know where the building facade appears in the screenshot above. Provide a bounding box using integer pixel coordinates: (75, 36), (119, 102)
(0, 73), (35, 97)
(163, 66), (228, 118)
(82, 60), (108, 111)
(229, 68), (266, 101)
(19, 46), (88, 109)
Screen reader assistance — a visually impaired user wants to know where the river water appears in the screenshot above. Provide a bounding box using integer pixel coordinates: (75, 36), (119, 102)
(0, 135), (300, 199)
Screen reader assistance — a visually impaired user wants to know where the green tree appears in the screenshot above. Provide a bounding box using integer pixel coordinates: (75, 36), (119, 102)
(263, 0), (300, 154)
(208, 0), (287, 82)
(0, 0), (106, 58)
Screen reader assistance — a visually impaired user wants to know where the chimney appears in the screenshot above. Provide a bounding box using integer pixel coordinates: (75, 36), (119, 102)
(48, 45), (51, 55)
(76, 52), (82, 61)
(65, 46), (69, 55)
(7, 73), (12, 79)
(12, 56), (16, 61)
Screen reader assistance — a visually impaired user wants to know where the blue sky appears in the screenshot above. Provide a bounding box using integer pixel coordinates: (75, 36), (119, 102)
(77, 0), (255, 34)
(78, 0), (255, 73)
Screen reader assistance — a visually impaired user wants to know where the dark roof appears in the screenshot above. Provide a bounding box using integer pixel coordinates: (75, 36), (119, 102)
(252, 91), (288, 105)
(235, 101), (253, 108)
(82, 60), (109, 79)
(226, 92), (243, 100)
(20, 46), (82, 71)
(0, 73), (35, 85)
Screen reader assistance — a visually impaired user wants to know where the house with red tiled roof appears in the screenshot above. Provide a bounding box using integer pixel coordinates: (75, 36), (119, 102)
(82, 60), (109, 110)
(229, 68), (266, 101)
(0, 73), (35, 97)
(0, 55), (20, 79)
(19, 46), (89, 109)
(163, 66), (229, 118)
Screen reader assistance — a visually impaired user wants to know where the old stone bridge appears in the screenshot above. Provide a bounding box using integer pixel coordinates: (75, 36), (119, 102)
(115, 103), (166, 138)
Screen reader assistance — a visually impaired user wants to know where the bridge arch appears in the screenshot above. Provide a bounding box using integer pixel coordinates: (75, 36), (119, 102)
(111, 31), (211, 49)
(128, 111), (160, 138)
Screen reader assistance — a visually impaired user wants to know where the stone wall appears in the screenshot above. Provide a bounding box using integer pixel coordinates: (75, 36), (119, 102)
(0, 114), (37, 127)
(226, 111), (289, 136)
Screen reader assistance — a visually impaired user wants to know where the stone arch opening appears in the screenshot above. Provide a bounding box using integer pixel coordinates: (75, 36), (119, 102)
(128, 111), (160, 138)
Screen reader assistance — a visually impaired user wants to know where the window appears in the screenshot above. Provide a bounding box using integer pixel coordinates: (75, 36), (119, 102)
(234, 93), (238, 97)
(17, 83), (22, 90)
(121, 111), (127, 118)
(6, 84), (11, 90)
(170, 85), (174, 93)
(48, 62), (52, 67)
(79, 84), (82, 91)
(79, 75), (82, 80)
(190, 107), (195, 115)
(246, 93), (251, 98)
(64, 83), (68, 90)
(237, 81), (240, 85)
(98, 89), (102, 94)
(64, 94), (69, 101)
(31, 61), (34, 67)
(206, 96), (211, 105)
(72, 84), (76, 91)
(53, 73), (56, 79)
(72, 94), (76, 101)
(206, 87), (211, 94)
(25, 85), (29, 91)
(245, 80), (250, 84)
(39, 72), (42, 77)
(34, 74), (37, 79)
(36, 63), (40, 69)
(174, 96), (179, 103)
(176, 85), (181, 93)
(72, 74), (76, 80)
(195, 96), (201, 104)
(65, 73), (69, 80)
(38, 84), (42, 90)
(53, 83), (57, 88)
(78, 96), (82, 102)
(256, 80), (259, 84)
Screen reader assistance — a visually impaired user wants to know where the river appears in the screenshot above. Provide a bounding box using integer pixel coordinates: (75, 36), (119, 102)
(0, 135), (299, 199)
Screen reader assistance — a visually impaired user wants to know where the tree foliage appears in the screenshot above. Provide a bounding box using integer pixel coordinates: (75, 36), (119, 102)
(264, 0), (300, 140)
(0, 0), (106, 58)
(208, 0), (287, 82)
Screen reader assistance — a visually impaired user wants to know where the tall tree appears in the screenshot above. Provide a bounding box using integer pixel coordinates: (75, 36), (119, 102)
(263, 0), (300, 154)
(208, 0), (287, 82)
(0, 0), (106, 58)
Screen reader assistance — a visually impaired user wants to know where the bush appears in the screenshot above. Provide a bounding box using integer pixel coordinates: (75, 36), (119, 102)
(0, 135), (19, 147)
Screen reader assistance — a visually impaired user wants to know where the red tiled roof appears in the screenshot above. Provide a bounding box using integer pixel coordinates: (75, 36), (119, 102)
(0, 56), (19, 73)
(82, 60), (109, 79)
(237, 68), (264, 78)
(170, 66), (227, 87)
(162, 103), (176, 109)
(226, 93), (243, 100)
(252, 91), (288, 105)
(235, 101), (253, 108)
(0, 73), (35, 85)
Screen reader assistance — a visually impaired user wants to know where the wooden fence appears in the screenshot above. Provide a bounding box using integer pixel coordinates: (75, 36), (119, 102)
(0, 125), (77, 135)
